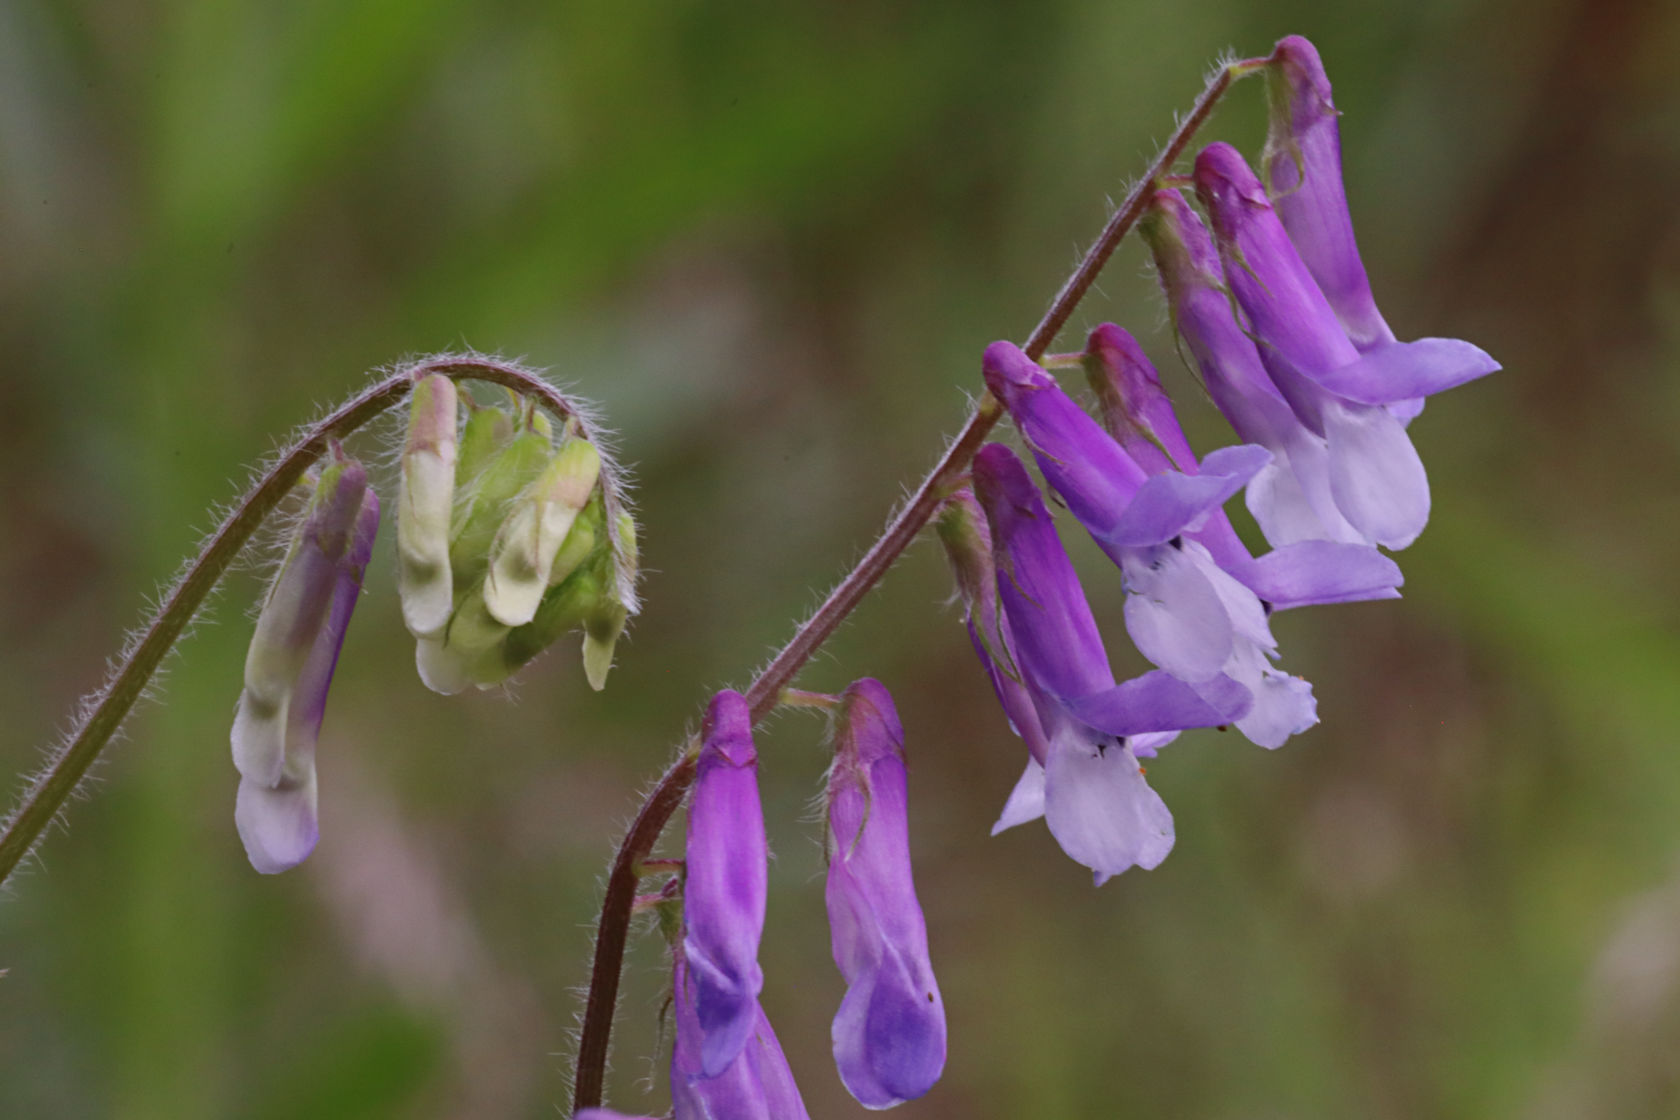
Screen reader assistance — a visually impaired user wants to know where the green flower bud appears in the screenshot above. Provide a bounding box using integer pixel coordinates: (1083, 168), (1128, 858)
(448, 422), (552, 591)
(483, 436), (601, 627)
(581, 510), (638, 690)
(397, 375), (459, 638)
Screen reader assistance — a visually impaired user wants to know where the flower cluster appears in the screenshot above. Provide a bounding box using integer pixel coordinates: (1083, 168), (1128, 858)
(229, 374), (638, 874)
(583, 684), (946, 1118)
(939, 35), (1497, 886)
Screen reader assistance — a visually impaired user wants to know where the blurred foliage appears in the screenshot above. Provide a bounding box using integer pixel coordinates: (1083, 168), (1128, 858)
(2, 0), (1679, 1117)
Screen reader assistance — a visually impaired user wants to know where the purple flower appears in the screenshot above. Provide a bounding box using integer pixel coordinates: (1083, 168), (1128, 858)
(1082, 322), (1404, 611)
(1143, 186), (1369, 549)
(683, 690), (768, 1079)
(983, 343), (1316, 749)
(824, 679), (945, 1107)
(231, 455), (379, 874)
(671, 957), (811, 1120)
(1194, 142), (1499, 549)
(971, 444), (1249, 881)
(1261, 35), (1395, 355)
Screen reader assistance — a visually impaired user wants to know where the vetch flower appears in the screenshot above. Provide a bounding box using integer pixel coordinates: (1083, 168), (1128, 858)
(396, 373), (458, 638)
(1082, 322), (1403, 610)
(1143, 187), (1367, 549)
(983, 342), (1316, 749)
(231, 452), (379, 874)
(683, 689), (768, 1078)
(1194, 142), (1499, 549)
(824, 679), (945, 1107)
(1261, 34), (1395, 355)
(971, 444), (1249, 881)
(671, 957), (811, 1120)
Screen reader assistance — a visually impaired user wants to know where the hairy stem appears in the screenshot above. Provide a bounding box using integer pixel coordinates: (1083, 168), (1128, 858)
(569, 57), (1252, 1114)
(0, 356), (613, 887)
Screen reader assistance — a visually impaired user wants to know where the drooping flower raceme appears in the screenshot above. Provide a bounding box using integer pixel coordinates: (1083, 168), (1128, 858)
(1194, 142), (1499, 549)
(683, 689), (769, 1079)
(1081, 322), (1403, 610)
(231, 453), (379, 874)
(983, 342), (1316, 749)
(824, 679), (945, 1108)
(970, 444), (1250, 881)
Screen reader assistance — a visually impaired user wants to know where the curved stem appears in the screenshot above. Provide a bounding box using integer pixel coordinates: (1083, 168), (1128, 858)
(568, 57), (1251, 1114)
(0, 355), (614, 887)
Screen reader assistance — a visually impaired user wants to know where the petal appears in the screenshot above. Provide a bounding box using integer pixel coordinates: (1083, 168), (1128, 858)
(1043, 730), (1175, 883)
(1235, 669), (1319, 749)
(1323, 399), (1431, 549)
(235, 769), (319, 875)
(1061, 669), (1251, 735)
(1121, 544), (1234, 681)
(991, 762), (1047, 834)
(1129, 731), (1180, 759)
(1188, 540), (1275, 652)
(1100, 444), (1269, 549)
(1307, 338), (1501, 406)
(1240, 540), (1404, 609)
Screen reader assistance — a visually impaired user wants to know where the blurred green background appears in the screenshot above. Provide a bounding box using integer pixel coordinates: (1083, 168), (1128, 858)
(3, 0), (1678, 1117)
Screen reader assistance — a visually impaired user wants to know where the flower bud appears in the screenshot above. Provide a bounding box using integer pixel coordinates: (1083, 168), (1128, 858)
(580, 510), (636, 691)
(232, 455), (379, 873)
(483, 436), (601, 627)
(824, 679), (945, 1108)
(447, 421), (554, 591)
(397, 374), (458, 638)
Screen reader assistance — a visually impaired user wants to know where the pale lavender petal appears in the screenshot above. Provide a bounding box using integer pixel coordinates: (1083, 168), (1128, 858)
(235, 771), (318, 876)
(683, 690), (766, 1078)
(1239, 540), (1403, 609)
(1308, 338), (1501, 405)
(1225, 644), (1319, 749)
(825, 680), (945, 1108)
(1323, 399), (1431, 549)
(1129, 731), (1180, 759)
(1120, 543), (1233, 681)
(1244, 439), (1368, 547)
(991, 762), (1047, 834)
(1043, 729), (1174, 883)
(1063, 670), (1251, 735)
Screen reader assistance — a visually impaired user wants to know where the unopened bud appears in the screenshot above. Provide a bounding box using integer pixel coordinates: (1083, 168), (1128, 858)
(483, 437), (601, 627)
(232, 453), (379, 873)
(448, 421), (553, 590)
(581, 510), (636, 690)
(397, 375), (459, 638)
